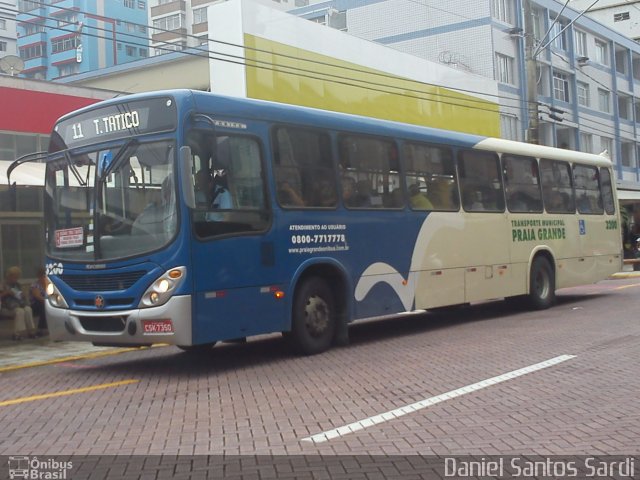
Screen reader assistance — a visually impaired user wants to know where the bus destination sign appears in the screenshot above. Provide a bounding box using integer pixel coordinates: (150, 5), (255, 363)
(51, 97), (178, 151)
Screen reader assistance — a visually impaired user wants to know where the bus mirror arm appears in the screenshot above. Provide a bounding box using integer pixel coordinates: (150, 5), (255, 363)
(180, 146), (196, 209)
(7, 151), (48, 212)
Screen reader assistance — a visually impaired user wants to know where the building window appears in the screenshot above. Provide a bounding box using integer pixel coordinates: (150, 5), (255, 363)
(532, 8), (544, 41)
(19, 44), (44, 60)
(309, 14), (327, 25)
(0, 223), (44, 283)
(579, 132), (592, 153)
(125, 45), (136, 56)
(18, 1), (39, 12)
(51, 36), (79, 54)
(56, 13), (78, 27)
(0, 19), (6, 30)
(496, 53), (514, 85)
(492, 0), (513, 24)
(598, 89), (610, 113)
(600, 136), (613, 156)
(138, 1), (146, 8)
(500, 114), (519, 141)
(550, 18), (567, 51)
(621, 141), (635, 167)
(194, 7), (208, 24)
(138, 25), (147, 34)
(594, 39), (609, 65)
(139, 48), (148, 57)
(619, 95), (632, 120)
(553, 71), (570, 102)
(124, 0), (135, 8)
(24, 23), (46, 35)
(153, 14), (184, 31)
(575, 30), (587, 57)
(614, 11), (630, 22)
(57, 63), (79, 77)
(577, 81), (589, 107)
(0, 42), (6, 52)
(615, 49), (628, 75)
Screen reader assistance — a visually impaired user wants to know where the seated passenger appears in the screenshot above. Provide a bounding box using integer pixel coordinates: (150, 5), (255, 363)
(409, 184), (433, 210)
(206, 171), (233, 221)
(278, 181), (305, 207)
(353, 180), (373, 207)
(427, 179), (456, 210)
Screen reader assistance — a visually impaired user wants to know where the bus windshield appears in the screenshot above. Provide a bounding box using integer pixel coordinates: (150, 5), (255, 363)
(45, 140), (177, 262)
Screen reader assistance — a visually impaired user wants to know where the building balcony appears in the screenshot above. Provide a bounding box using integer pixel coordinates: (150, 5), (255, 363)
(192, 0), (213, 6)
(49, 0), (76, 9)
(23, 56), (47, 71)
(50, 49), (77, 67)
(151, 29), (188, 43)
(17, 31), (47, 46)
(193, 23), (208, 35)
(150, 1), (186, 17)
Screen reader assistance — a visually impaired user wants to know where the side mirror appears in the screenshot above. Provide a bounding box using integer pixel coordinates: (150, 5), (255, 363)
(180, 146), (196, 209)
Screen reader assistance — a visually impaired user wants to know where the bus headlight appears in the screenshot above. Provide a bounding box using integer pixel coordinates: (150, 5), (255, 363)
(46, 279), (68, 309)
(139, 267), (186, 308)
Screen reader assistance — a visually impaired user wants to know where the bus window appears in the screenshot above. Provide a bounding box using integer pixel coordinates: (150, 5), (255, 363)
(599, 168), (616, 215)
(540, 159), (575, 214)
(189, 131), (270, 237)
(458, 150), (505, 212)
(403, 142), (458, 211)
(573, 164), (604, 214)
(338, 135), (400, 209)
(502, 154), (543, 213)
(273, 127), (337, 208)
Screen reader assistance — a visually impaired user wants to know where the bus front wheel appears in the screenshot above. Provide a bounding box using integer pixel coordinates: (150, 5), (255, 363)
(289, 277), (336, 355)
(528, 257), (555, 310)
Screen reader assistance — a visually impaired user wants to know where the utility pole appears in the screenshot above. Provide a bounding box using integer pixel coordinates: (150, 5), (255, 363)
(523, 0), (540, 144)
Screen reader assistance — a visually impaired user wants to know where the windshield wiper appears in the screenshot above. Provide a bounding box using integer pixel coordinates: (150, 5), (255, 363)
(100, 138), (139, 180)
(64, 151), (87, 187)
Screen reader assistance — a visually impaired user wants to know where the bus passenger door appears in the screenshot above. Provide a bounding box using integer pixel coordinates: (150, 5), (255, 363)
(187, 130), (285, 344)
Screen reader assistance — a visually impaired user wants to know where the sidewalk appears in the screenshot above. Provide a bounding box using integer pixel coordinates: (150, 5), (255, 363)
(0, 336), (120, 370)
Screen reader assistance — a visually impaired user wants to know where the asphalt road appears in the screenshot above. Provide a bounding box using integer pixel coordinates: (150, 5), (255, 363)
(1, 278), (639, 478)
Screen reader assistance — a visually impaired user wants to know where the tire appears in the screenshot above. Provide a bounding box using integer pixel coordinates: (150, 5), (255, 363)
(289, 277), (336, 355)
(527, 256), (555, 310)
(177, 342), (216, 353)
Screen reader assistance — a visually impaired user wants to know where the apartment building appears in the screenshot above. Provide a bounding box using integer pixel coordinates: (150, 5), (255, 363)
(16, 0), (149, 81)
(0, 0), (18, 59)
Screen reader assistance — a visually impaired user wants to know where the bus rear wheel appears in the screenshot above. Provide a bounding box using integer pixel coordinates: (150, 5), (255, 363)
(289, 277), (336, 355)
(528, 256), (555, 310)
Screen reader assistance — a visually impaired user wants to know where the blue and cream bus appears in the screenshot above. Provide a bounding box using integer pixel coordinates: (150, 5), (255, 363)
(31, 90), (620, 354)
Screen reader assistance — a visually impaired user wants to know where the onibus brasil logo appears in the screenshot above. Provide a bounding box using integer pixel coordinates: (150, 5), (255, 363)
(8, 456), (73, 479)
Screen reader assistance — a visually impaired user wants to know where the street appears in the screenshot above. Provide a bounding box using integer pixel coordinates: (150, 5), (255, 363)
(0, 278), (639, 478)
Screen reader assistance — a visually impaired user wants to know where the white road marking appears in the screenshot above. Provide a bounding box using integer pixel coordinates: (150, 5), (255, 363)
(301, 354), (576, 444)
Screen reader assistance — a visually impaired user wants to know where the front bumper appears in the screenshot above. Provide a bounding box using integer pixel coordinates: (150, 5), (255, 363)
(47, 295), (193, 346)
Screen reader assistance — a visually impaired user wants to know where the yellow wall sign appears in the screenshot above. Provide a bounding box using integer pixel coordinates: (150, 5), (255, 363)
(244, 35), (500, 137)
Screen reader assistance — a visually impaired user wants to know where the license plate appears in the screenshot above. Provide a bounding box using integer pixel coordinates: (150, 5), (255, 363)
(142, 319), (174, 334)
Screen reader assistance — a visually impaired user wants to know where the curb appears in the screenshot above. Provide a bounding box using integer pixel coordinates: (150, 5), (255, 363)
(609, 272), (640, 279)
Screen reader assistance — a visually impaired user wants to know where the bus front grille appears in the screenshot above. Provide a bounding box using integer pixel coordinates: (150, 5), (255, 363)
(79, 316), (127, 332)
(61, 271), (146, 292)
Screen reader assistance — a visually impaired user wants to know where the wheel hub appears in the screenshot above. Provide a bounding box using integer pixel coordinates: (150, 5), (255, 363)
(304, 295), (329, 337)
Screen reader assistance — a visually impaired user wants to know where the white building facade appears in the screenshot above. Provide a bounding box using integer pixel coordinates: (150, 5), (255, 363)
(570, 0), (640, 42)
(287, 0), (640, 194)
